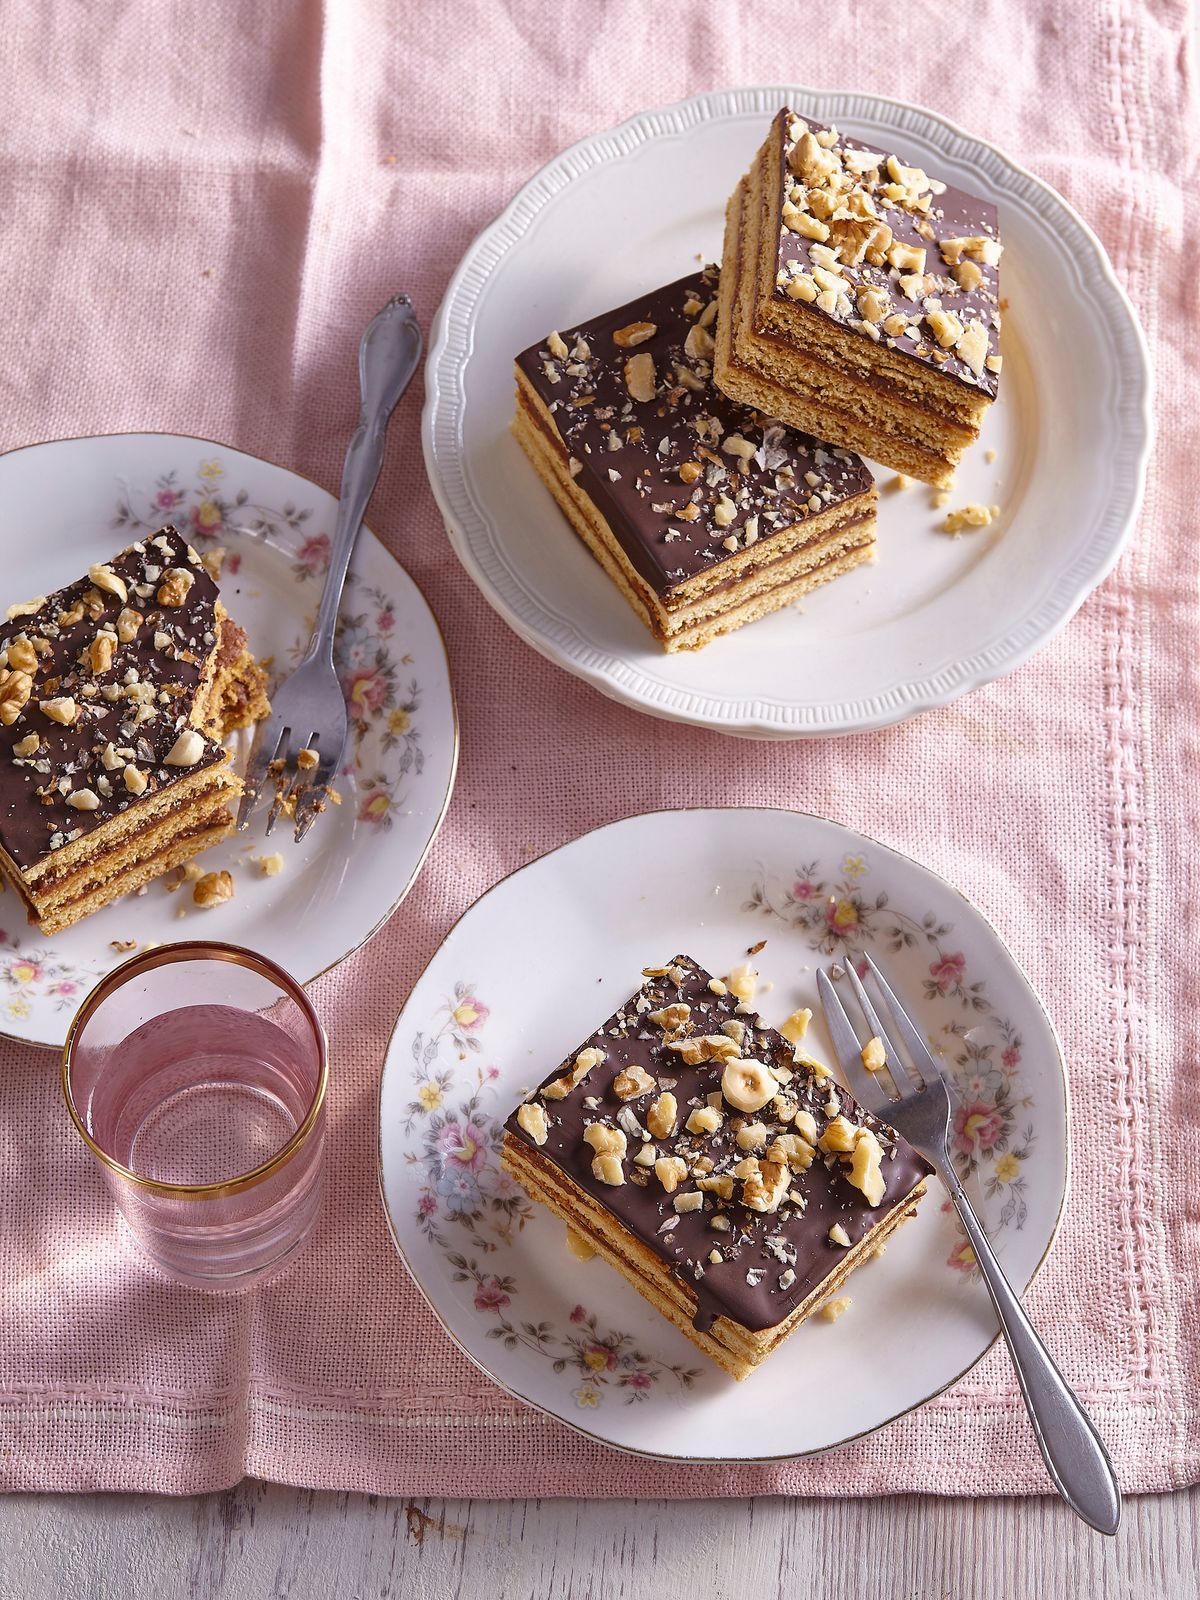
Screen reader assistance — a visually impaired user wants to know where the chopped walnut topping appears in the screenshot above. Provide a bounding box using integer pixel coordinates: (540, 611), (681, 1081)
(686, 1104), (723, 1136)
(6, 596), (46, 621)
(256, 852), (286, 877)
(647, 1003), (691, 1034)
(39, 695), (77, 726)
(829, 1223), (852, 1248)
(623, 351), (656, 403)
(6, 637), (37, 674)
(654, 1155), (688, 1193)
(516, 1102), (549, 1146)
(164, 728), (205, 766)
(592, 1153), (625, 1186)
(583, 1123), (626, 1158)
(613, 1064), (656, 1101)
(66, 788), (100, 811)
(156, 568), (195, 607)
(87, 564), (128, 603)
(673, 1189), (704, 1214)
(546, 330), (569, 359)
(665, 1032), (739, 1066)
(88, 632), (117, 675)
(12, 732), (39, 757)
(612, 320), (656, 348)
(543, 1045), (605, 1100)
(0, 671), (33, 725)
(122, 764), (148, 795)
(646, 1092), (678, 1140)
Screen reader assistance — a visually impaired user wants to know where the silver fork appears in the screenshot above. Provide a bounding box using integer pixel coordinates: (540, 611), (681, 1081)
(817, 952), (1121, 1534)
(236, 294), (424, 841)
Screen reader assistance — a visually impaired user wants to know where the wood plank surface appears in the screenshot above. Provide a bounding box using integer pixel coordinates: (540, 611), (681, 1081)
(1, 1485), (1197, 1599)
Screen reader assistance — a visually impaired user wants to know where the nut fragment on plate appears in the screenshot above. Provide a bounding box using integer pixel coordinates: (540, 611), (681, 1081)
(192, 869), (235, 909)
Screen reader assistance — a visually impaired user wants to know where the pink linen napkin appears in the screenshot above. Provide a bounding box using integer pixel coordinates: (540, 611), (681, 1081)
(0, 0), (1196, 1497)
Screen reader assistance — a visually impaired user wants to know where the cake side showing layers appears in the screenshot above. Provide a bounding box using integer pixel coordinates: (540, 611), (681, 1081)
(715, 109), (1003, 486)
(502, 954), (931, 1377)
(0, 525), (268, 932)
(512, 268), (878, 650)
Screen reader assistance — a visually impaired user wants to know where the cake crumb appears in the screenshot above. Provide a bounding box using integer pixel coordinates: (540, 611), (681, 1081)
(255, 852), (286, 877)
(885, 473), (914, 492)
(984, 448), (997, 464)
(941, 502), (994, 535)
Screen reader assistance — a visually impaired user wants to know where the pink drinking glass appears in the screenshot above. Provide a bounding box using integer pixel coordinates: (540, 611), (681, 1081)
(62, 941), (328, 1290)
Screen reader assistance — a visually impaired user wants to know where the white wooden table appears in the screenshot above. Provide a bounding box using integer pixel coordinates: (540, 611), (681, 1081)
(3, 1483), (1196, 1597)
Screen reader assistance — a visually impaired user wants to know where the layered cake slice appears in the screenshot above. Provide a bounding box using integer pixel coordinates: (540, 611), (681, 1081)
(0, 526), (269, 934)
(502, 955), (931, 1380)
(715, 109), (1003, 486)
(513, 268), (877, 651)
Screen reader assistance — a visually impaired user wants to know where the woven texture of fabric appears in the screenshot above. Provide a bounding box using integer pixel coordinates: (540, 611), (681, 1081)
(0, 0), (1195, 1496)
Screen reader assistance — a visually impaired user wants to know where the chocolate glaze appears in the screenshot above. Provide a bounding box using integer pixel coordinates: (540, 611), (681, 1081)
(770, 110), (1002, 399)
(0, 527), (226, 873)
(515, 268), (873, 600)
(505, 955), (932, 1334)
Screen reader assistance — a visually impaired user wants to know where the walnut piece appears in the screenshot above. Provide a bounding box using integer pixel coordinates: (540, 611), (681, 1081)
(818, 1296), (852, 1323)
(0, 670), (33, 725)
(591, 1153), (625, 1186)
(623, 351), (656, 403)
(116, 607), (143, 644)
(583, 1122), (626, 1158)
(612, 321), (656, 348)
(516, 1102), (548, 1146)
(193, 870), (234, 909)
(654, 1155), (688, 1193)
(686, 1104), (723, 1136)
(861, 1036), (886, 1072)
(40, 695), (77, 726)
(779, 1008), (812, 1045)
(666, 1032), (739, 1066)
(156, 568), (195, 608)
(88, 564), (128, 603)
(613, 1064), (656, 1101)
(164, 728), (206, 766)
(646, 1092), (678, 1140)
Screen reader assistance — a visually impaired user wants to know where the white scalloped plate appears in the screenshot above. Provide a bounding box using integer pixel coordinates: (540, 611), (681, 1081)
(423, 87), (1151, 738)
(0, 433), (457, 1049)
(378, 808), (1068, 1461)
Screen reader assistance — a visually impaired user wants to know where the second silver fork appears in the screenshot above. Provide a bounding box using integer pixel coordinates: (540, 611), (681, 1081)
(237, 294), (424, 841)
(817, 953), (1121, 1535)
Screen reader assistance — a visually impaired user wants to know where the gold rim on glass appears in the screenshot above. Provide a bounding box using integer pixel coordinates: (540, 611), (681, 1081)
(62, 940), (329, 1201)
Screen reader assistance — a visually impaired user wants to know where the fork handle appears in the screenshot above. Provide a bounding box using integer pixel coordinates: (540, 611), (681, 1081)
(942, 1164), (1121, 1533)
(311, 296), (424, 658)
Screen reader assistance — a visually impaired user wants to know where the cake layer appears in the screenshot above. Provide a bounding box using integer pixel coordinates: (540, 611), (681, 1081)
(503, 1133), (925, 1380)
(504, 954), (933, 1362)
(513, 392), (876, 648)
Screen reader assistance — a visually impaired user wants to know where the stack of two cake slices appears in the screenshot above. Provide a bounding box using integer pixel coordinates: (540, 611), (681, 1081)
(512, 107), (1003, 651)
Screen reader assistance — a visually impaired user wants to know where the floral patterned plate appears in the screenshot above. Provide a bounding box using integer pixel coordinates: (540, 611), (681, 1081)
(378, 808), (1067, 1461)
(0, 433), (457, 1049)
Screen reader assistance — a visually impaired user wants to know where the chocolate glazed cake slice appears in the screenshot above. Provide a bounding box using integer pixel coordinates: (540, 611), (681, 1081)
(502, 955), (931, 1380)
(0, 526), (269, 934)
(714, 109), (1003, 486)
(513, 267), (877, 651)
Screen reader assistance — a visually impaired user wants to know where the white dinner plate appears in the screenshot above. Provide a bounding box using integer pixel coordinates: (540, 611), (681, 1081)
(0, 433), (457, 1049)
(378, 808), (1067, 1461)
(423, 86), (1151, 738)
